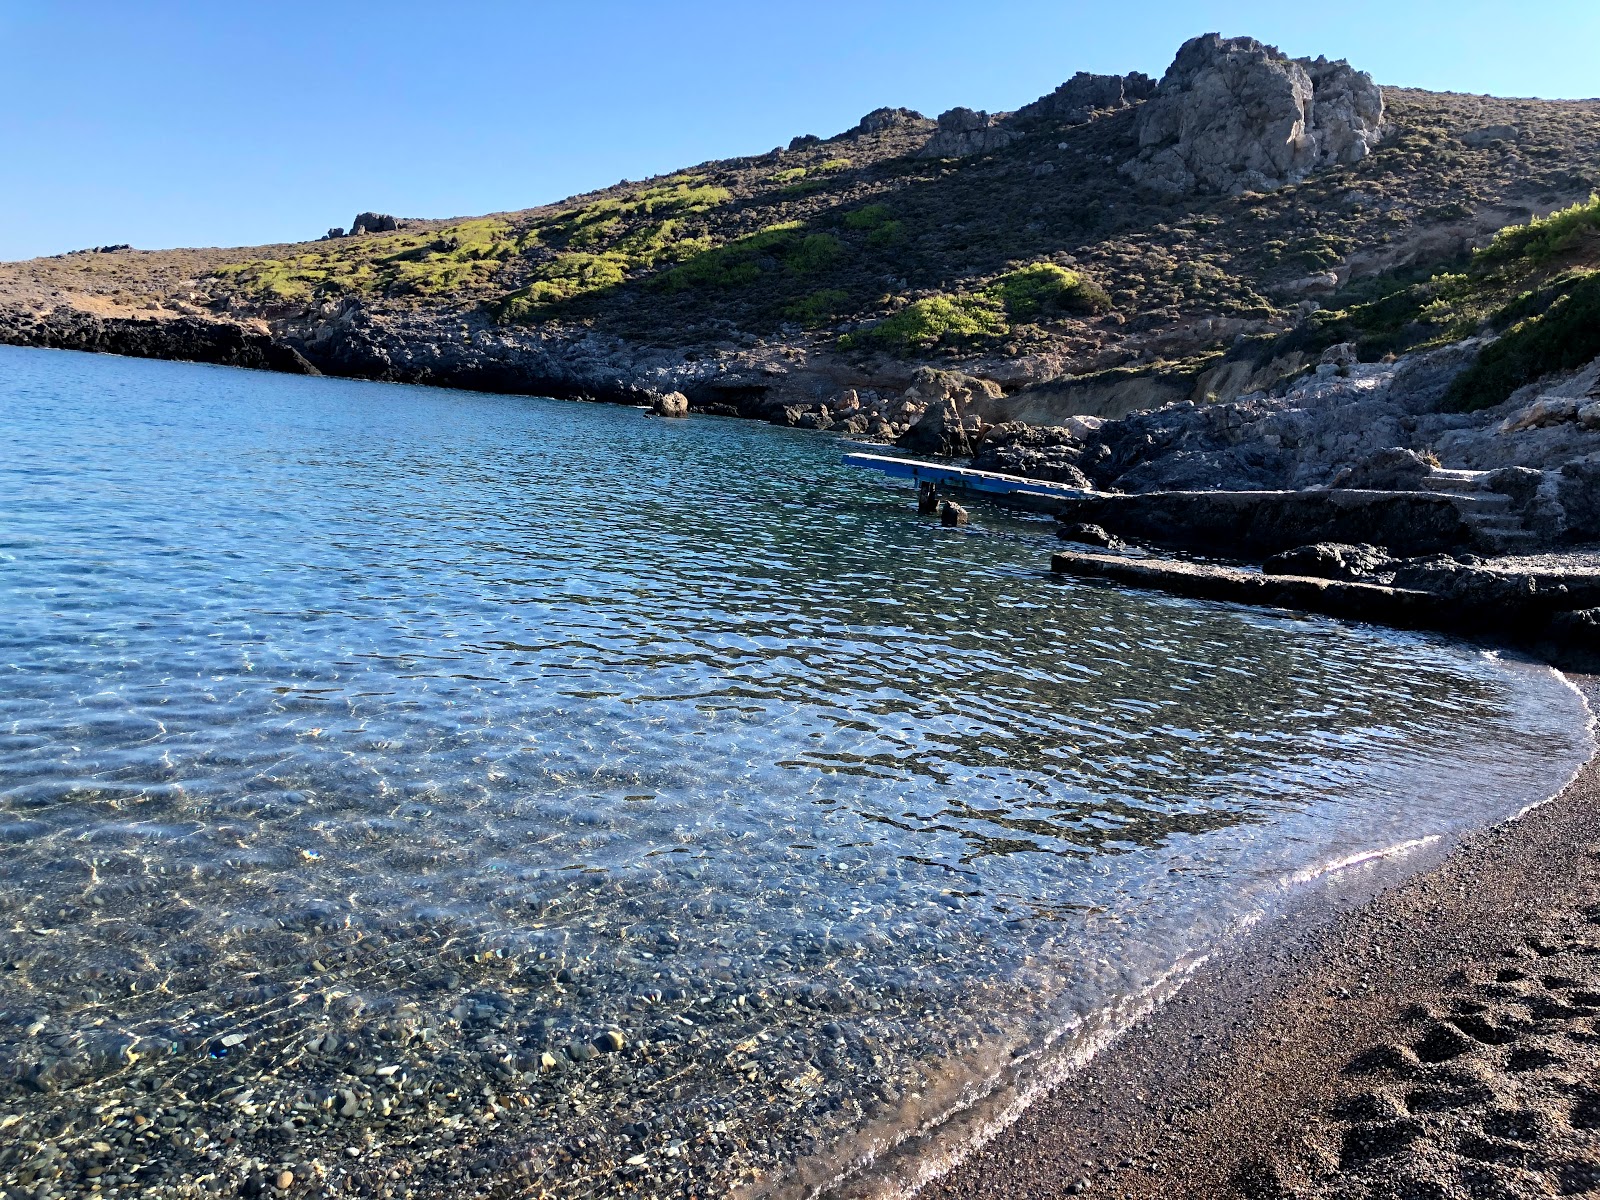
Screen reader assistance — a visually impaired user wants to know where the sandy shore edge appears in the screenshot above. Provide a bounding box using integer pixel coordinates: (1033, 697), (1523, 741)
(912, 674), (1600, 1200)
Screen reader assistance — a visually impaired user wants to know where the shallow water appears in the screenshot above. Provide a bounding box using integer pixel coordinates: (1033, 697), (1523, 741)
(0, 346), (1590, 1199)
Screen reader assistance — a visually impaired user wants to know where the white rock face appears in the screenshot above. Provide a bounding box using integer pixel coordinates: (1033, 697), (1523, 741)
(1121, 34), (1384, 197)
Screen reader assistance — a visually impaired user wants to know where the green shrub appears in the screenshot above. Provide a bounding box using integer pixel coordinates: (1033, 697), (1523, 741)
(212, 218), (523, 302)
(788, 233), (842, 274)
(841, 204), (908, 249)
(817, 158), (851, 172)
(770, 167), (808, 184)
(495, 253), (631, 319)
(537, 182), (731, 247)
(843, 204), (892, 231)
(1445, 272), (1600, 410)
(1483, 195), (1600, 265)
(655, 224), (844, 291)
(786, 288), (852, 326)
(989, 263), (1111, 320)
(840, 294), (1007, 351)
(866, 221), (906, 250)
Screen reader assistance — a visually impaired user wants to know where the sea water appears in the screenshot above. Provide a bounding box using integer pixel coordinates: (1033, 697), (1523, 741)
(0, 346), (1589, 1198)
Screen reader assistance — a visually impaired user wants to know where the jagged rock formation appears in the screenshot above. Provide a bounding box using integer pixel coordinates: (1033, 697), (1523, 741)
(1121, 33), (1384, 196)
(918, 108), (1017, 159)
(1010, 71), (1156, 126)
(350, 212), (398, 235)
(844, 107), (934, 138)
(895, 368), (1003, 454)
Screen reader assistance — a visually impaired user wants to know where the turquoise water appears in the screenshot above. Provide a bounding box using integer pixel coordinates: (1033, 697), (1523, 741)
(0, 346), (1589, 1199)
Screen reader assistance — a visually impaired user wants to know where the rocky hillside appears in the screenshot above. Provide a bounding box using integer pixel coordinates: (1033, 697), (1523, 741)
(3, 33), (1599, 438)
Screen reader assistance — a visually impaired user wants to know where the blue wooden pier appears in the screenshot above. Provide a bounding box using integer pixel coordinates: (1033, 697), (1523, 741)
(841, 451), (1097, 511)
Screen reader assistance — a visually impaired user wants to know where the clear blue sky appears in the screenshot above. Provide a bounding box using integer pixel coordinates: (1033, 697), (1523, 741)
(1, 1), (1595, 261)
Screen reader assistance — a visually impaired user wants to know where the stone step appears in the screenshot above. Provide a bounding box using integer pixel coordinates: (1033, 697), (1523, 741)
(1443, 492), (1514, 513)
(1422, 470), (1496, 493)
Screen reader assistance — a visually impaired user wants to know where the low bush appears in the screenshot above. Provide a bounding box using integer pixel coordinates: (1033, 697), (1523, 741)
(655, 225), (842, 291)
(842, 205), (907, 250)
(495, 253), (631, 319)
(786, 288), (852, 326)
(989, 263), (1111, 319)
(212, 218), (524, 303)
(1445, 272), (1600, 410)
(843, 204), (893, 231)
(840, 294), (1007, 351)
(1482, 195), (1600, 265)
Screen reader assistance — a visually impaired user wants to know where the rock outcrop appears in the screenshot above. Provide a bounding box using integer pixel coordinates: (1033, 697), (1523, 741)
(894, 368), (1003, 455)
(919, 108), (1018, 159)
(350, 212), (399, 235)
(973, 422), (1096, 488)
(971, 339), (1600, 553)
(0, 305), (321, 376)
(1121, 34), (1384, 196)
(845, 107), (934, 138)
(1010, 71), (1156, 126)
(1262, 542), (1396, 581)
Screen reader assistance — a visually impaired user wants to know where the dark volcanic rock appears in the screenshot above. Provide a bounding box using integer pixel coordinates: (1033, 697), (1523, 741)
(899, 397), (974, 457)
(1557, 457), (1600, 540)
(919, 108), (1018, 159)
(974, 423), (1093, 487)
(844, 107), (934, 138)
(1263, 542), (1396, 581)
(350, 212), (399, 235)
(1010, 71), (1156, 126)
(1331, 447), (1436, 491)
(1058, 522), (1123, 549)
(0, 306), (319, 375)
(1052, 489), (1474, 557)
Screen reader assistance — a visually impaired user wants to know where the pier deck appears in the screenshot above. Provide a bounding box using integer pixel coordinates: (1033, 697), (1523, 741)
(841, 452), (1096, 510)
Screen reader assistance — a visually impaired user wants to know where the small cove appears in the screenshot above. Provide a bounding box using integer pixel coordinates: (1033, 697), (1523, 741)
(0, 345), (1591, 1199)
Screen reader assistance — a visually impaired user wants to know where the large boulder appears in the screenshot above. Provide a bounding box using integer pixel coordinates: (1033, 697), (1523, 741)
(918, 108), (1018, 159)
(1120, 34), (1383, 196)
(651, 391), (690, 418)
(894, 368), (1003, 456)
(1330, 447), (1435, 491)
(350, 212), (399, 235)
(899, 397), (974, 457)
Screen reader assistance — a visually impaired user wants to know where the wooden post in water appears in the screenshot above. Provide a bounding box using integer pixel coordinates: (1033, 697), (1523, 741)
(918, 480), (938, 514)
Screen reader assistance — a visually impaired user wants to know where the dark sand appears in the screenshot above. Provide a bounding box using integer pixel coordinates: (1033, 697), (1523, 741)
(919, 677), (1600, 1200)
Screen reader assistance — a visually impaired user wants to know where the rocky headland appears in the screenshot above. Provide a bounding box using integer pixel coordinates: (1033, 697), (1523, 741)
(3, 32), (1600, 645)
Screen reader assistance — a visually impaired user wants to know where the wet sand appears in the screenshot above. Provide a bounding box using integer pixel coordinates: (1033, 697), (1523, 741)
(920, 676), (1600, 1200)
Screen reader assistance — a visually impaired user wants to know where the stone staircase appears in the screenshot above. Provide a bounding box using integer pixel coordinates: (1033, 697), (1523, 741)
(1418, 469), (1544, 555)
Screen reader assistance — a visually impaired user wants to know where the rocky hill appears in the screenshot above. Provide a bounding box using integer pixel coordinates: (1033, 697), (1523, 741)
(3, 33), (1599, 443)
